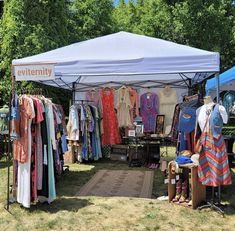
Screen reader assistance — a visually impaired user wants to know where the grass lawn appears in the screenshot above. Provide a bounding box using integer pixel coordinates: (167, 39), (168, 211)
(0, 146), (235, 231)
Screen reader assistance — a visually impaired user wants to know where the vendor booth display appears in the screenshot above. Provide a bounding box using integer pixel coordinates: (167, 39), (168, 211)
(8, 31), (221, 210)
(168, 95), (231, 214)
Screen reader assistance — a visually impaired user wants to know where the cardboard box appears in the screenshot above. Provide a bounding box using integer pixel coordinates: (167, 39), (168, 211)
(63, 150), (75, 164)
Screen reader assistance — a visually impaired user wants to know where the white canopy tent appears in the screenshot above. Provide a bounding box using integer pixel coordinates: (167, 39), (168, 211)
(7, 32), (222, 212)
(12, 31), (220, 92)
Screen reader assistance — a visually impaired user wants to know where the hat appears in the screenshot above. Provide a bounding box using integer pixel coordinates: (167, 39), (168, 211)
(210, 104), (223, 139)
(178, 107), (196, 134)
(176, 155), (193, 165)
(191, 154), (199, 166)
(180, 150), (192, 157)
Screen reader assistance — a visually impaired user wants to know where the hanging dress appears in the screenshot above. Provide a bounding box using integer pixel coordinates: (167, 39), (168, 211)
(159, 87), (177, 134)
(14, 95), (35, 208)
(101, 88), (121, 145)
(128, 87), (139, 124)
(197, 104), (232, 186)
(116, 86), (132, 127)
(140, 92), (158, 133)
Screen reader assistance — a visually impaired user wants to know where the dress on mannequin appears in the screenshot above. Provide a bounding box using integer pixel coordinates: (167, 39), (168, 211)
(196, 96), (231, 187)
(159, 86), (177, 135)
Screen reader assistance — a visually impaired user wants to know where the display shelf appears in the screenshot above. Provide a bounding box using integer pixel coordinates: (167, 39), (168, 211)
(168, 162), (206, 209)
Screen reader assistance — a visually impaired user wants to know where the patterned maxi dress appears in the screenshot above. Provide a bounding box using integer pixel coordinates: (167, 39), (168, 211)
(197, 104), (232, 186)
(101, 88), (121, 145)
(140, 93), (158, 133)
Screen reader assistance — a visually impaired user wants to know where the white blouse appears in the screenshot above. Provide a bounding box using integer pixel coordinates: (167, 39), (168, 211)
(196, 102), (228, 132)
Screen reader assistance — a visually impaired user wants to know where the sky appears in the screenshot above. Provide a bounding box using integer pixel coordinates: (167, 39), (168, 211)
(114, 0), (129, 6)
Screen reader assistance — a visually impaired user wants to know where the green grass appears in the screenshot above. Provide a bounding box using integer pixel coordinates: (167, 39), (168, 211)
(0, 146), (235, 230)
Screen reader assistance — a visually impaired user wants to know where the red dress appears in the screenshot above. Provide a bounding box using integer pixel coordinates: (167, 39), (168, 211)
(101, 88), (121, 145)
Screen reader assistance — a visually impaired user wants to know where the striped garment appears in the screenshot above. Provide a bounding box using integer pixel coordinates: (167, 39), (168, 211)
(198, 132), (232, 186)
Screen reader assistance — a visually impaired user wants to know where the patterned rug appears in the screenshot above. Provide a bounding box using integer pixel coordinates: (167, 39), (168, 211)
(77, 170), (154, 198)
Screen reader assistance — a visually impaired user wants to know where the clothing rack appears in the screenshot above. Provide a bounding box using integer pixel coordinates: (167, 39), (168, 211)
(17, 87), (46, 96)
(73, 99), (94, 105)
(5, 78), (67, 211)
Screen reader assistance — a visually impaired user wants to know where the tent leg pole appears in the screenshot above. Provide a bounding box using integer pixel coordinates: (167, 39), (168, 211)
(188, 79), (192, 95)
(72, 82), (76, 105)
(5, 67), (15, 211)
(5, 92), (12, 211)
(215, 72), (223, 210)
(216, 73), (220, 103)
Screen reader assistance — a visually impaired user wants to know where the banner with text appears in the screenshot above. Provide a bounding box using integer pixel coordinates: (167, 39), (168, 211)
(14, 64), (55, 81)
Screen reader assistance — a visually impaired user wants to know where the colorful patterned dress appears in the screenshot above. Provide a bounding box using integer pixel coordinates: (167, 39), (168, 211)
(197, 104), (231, 186)
(140, 93), (158, 133)
(101, 88), (121, 145)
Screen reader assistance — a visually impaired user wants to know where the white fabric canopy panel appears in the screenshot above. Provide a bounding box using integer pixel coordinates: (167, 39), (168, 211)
(12, 31), (220, 90)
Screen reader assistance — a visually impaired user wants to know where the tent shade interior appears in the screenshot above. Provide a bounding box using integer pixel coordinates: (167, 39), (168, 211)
(206, 66), (235, 99)
(12, 31), (220, 91)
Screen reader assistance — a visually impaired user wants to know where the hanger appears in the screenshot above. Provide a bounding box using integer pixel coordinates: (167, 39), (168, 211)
(103, 83), (111, 91)
(90, 88), (96, 92)
(164, 85), (171, 91)
(146, 87), (152, 95)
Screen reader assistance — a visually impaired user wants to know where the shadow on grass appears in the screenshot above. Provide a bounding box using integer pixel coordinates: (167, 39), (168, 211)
(0, 160), (12, 169)
(220, 168), (235, 215)
(28, 197), (93, 213)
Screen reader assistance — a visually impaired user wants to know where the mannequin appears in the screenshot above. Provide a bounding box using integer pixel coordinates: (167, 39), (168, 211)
(197, 96), (227, 132)
(203, 95), (213, 104)
(196, 96), (231, 187)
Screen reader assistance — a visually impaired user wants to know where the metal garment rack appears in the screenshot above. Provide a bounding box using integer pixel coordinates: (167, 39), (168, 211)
(5, 73), (49, 211)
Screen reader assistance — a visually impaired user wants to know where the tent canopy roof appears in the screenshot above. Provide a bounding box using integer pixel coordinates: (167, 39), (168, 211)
(12, 31), (220, 90)
(206, 66), (235, 98)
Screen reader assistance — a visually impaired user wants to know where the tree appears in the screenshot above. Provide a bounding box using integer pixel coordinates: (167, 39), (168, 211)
(171, 0), (235, 70)
(135, 0), (173, 39)
(113, 0), (138, 32)
(0, 0), (69, 102)
(67, 0), (114, 43)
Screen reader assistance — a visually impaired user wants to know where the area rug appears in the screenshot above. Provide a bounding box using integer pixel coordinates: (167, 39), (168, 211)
(77, 170), (154, 198)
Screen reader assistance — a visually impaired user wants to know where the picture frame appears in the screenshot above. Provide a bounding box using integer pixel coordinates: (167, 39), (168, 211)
(128, 129), (136, 137)
(155, 115), (165, 135)
(135, 124), (144, 136)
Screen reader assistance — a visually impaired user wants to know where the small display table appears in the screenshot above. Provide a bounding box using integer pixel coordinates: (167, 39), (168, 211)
(168, 162), (206, 209)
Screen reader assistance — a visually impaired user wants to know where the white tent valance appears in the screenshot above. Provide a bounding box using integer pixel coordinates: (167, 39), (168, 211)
(12, 31), (220, 90)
